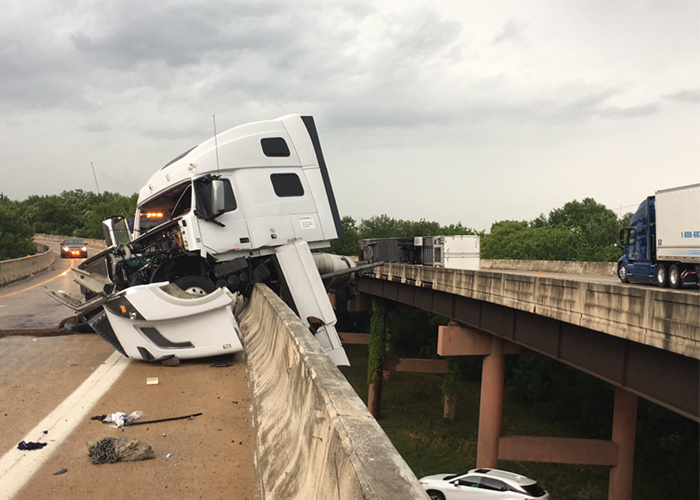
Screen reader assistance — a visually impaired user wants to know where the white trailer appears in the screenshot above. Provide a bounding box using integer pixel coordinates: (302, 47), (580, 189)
(655, 184), (700, 263)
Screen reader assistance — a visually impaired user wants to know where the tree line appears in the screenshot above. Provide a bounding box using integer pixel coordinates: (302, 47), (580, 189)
(1, 189), (629, 262)
(331, 197), (631, 262)
(0, 190), (137, 259)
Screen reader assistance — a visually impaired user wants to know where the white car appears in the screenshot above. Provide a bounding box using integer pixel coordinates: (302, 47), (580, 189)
(419, 468), (549, 500)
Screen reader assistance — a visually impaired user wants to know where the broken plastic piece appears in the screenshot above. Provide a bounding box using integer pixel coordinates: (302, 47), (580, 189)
(53, 468), (68, 475)
(146, 378), (159, 385)
(103, 411), (144, 428)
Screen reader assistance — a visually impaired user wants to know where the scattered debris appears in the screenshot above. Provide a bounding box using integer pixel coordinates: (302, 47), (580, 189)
(129, 412), (202, 426)
(162, 434), (166, 437)
(210, 362), (232, 368)
(53, 468), (68, 476)
(103, 411), (144, 428)
(42, 430), (48, 434)
(166, 453), (171, 458)
(88, 437), (155, 464)
(18, 441), (47, 451)
(146, 378), (159, 385)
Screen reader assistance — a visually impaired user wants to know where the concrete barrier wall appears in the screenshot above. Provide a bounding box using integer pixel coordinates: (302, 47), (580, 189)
(482, 259), (616, 276)
(238, 284), (427, 500)
(373, 263), (700, 360)
(34, 233), (107, 250)
(0, 243), (54, 287)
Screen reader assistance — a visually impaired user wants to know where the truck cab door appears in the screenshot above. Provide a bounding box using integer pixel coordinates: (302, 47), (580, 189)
(193, 176), (252, 255)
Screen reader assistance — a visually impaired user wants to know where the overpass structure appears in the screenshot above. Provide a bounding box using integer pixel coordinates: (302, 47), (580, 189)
(355, 263), (699, 500)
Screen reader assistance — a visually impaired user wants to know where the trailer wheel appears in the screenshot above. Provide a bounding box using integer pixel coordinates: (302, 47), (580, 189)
(669, 264), (681, 289)
(655, 264), (668, 288)
(174, 275), (216, 296)
(618, 263), (629, 283)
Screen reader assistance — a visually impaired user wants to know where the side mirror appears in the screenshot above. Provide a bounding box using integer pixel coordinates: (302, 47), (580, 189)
(211, 179), (226, 214)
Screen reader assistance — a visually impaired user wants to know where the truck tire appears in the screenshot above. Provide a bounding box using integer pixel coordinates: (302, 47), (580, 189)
(618, 263), (629, 283)
(655, 264), (668, 288)
(669, 264), (681, 289)
(174, 275), (216, 296)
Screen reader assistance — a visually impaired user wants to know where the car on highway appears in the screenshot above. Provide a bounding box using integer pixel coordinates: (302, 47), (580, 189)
(419, 468), (549, 500)
(60, 238), (88, 258)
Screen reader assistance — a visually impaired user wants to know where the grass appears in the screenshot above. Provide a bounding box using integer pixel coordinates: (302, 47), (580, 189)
(338, 345), (698, 500)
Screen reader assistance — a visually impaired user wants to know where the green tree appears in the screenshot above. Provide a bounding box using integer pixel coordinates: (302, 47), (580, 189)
(0, 195), (36, 259)
(329, 216), (360, 256)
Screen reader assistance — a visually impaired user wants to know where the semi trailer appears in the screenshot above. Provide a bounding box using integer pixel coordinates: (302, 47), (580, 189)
(49, 115), (353, 365)
(615, 183), (700, 289)
(358, 235), (480, 270)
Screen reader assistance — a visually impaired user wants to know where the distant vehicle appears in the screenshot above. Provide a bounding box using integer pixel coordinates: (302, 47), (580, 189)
(60, 238), (88, 259)
(358, 235), (481, 270)
(419, 468), (549, 500)
(615, 183), (700, 288)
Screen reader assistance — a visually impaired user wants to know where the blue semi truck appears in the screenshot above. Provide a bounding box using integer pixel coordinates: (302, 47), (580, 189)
(615, 183), (700, 289)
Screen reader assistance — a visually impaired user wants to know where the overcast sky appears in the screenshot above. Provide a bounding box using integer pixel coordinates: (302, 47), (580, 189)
(1, 0), (698, 231)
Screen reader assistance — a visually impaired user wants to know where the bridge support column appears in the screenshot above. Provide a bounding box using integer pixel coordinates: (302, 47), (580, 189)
(608, 387), (638, 500)
(476, 336), (505, 468)
(443, 391), (458, 421)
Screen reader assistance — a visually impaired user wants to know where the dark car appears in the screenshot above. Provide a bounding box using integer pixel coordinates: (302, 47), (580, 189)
(60, 238), (88, 258)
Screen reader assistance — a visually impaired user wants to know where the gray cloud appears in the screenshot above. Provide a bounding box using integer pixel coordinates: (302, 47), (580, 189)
(492, 20), (527, 44)
(664, 89), (700, 104)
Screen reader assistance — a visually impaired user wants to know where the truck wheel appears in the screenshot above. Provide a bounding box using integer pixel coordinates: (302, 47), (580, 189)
(655, 264), (668, 287)
(618, 264), (629, 283)
(669, 264), (681, 289)
(174, 275), (216, 296)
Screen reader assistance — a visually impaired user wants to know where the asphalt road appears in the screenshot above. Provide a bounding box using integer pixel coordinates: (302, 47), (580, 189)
(0, 240), (82, 331)
(0, 242), (255, 500)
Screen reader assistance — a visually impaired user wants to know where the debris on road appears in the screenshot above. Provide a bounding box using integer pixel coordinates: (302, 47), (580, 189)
(88, 437), (155, 464)
(102, 410), (144, 428)
(146, 377), (159, 385)
(18, 441), (47, 450)
(53, 468), (68, 476)
(129, 412), (202, 426)
(210, 362), (232, 368)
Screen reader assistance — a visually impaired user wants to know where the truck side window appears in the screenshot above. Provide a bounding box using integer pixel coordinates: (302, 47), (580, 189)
(194, 177), (237, 217)
(271, 173), (304, 197)
(261, 137), (290, 157)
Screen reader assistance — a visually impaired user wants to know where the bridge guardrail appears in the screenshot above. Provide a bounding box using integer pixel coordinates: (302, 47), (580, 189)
(482, 259), (615, 276)
(0, 243), (55, 288)
(371, 263), (700, 360)
(239, 283), (427, 500)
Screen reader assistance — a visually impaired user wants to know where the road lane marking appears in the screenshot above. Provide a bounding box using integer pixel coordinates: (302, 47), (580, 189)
(0, 352), (129, 499)
(0, 271), (69, 300)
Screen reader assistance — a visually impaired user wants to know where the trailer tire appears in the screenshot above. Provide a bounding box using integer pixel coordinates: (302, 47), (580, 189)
(174, 275), (216, 296)
(669, 264), (681, 289)
(655, 264), (668, 288)
(618, 263), (629, 283)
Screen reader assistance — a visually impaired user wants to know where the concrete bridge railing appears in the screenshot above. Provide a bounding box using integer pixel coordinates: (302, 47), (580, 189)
(238, 283), (427, 500)
(34, 233), (107, 249)
(482, 259), (616, 276)
(0, 243), (54, 288)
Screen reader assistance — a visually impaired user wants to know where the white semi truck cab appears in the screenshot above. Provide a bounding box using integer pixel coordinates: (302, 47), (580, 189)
(51, 115), (352, 365)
